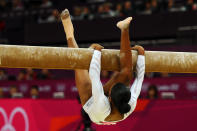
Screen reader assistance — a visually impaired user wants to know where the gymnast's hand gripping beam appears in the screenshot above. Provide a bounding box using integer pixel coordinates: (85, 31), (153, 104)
(0, 44), (196, 73)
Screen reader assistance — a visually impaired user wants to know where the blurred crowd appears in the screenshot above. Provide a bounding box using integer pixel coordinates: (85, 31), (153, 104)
(0, 0), (53, 11)
(71, 0), (197, 20)
(0, 68), (52, 81)
(0, 68), (52, 99)
(0, 81), (160, 100)
(0, 0), (197, 23)
(0, 68), (166, 100)
(0, 68), (170, 81)
(0, 84), (39, 99)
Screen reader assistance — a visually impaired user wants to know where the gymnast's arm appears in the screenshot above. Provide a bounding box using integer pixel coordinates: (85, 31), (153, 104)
(89, 45), (104, 100)
(129, 55), (145, 106)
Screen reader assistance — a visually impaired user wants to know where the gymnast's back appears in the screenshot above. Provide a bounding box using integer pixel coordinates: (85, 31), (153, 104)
(83, 90), (137, 125)
(83, 50), (145, 125)
(83, 91), (111, 124)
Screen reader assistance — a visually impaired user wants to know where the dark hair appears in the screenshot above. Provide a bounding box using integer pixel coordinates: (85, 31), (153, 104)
(10, 86), (17, 89)
(111, 83), (131, 114)
(31, 85), (39, 91)
(147, 84), (158, 99)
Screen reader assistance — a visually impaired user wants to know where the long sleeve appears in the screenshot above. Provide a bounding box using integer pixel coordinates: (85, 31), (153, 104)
(89, 50), (104, 100)
(129, 55), (145, 104)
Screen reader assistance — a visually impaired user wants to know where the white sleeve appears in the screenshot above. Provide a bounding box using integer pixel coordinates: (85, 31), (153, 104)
(89, 50), (104, 100)
(129, 55), (145, 105)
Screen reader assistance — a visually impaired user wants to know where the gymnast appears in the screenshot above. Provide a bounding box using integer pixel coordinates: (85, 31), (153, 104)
(61, 9), (145, 125)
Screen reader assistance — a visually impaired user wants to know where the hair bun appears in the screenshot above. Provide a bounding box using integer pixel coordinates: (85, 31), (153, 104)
(111, 83), (131, 114)
(118, 103), (131, 114)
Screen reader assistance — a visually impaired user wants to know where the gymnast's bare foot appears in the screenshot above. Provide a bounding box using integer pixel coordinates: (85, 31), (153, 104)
(61, 9), (74, 39)
(61, 9), (70, 20)
(117, 17), (132, 30)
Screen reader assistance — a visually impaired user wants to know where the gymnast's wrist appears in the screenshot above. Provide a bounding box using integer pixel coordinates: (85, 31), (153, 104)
(137, 55), (145, 65)
(138, 55), (145, 59)
(94, 48), (102, 52)
(93, 50), (101, 57)
(138, 55), (145, 57)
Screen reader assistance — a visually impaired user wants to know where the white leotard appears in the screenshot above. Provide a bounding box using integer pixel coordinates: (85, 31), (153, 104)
(83, 50), (145, 125)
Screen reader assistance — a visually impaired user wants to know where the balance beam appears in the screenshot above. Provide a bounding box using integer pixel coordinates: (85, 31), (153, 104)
(0, 45), (197, 73)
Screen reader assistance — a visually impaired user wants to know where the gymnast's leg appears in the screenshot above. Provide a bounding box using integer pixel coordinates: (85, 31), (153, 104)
(117, 17), (133, 82)
(61, 9), (92, 106)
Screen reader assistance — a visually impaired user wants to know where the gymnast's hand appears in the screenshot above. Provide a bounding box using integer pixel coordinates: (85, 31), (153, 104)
(89, 44), (104, 51)
(131, 45), (145, 55)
